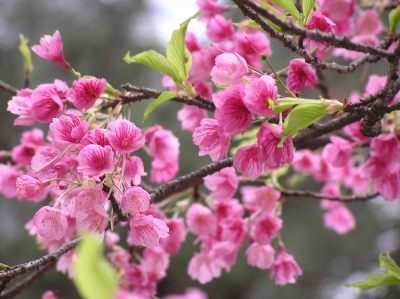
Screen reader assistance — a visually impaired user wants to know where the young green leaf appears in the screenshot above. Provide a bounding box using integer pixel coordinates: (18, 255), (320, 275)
(282, 102), (326, 138)
(73, 234), (118, 299)
(18, 34), (33, 77)
(389, 7), (400, 36)
(166, 16), (195, 81)
(260, 0), (288, 20)
(269, 0), (300, 21)
(123, 50), (181, 81)
(302, 0), (316, 25)
(143, 91), (177, 121)
(349, 273), (400, 291)
(379, 254), (400, 280)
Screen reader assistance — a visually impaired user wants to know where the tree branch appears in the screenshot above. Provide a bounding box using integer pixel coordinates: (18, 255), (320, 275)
(281, 190), (379, 203)
(0, 80), (17, 96)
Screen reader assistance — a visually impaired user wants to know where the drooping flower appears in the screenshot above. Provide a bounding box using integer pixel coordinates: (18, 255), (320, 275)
(32, 31), (71, 69)
(375, 171), (400, 201)
(243, 75), (277, 117)
(49, 113), (89, 144)
(233, 144), (264, 180)
(128, 215), (169, 248)
(150, 159), (179, 183)
(206, 15), (234, 42)
(214, 85), (252, 134)
(257, 123), (294, 170)
(16, 175), (45, 200)
(32, 206), (68, 241)
(0, 164), (22, 199)
(160, 218), (187, 256)
(145, 126), (180, 160)
(30, 84), (65, 123)
(188, 251), (222, 284)
(177, 105), (208, 132)
(250, 213), (282, 245)
(193, 118), (231, 161)
(270, 247), (302, 285)
(124, 156), (147, 186)
(323, 205), (355, 234)
(107, 119), (145, 154)
(210, 53), (248, 85)
(120, 187), (151, 216)
(322, 136), (353, 168)
(69, 78), (107, 110)
(77, 144), (114, 177)
(204, 167), (238, 200)
(7, 89), (35, 126)
(186, 203), (217, 237)
(286, 59), (318, 94)
(246, 242), (275, 269)
(196, 0), (228, 20)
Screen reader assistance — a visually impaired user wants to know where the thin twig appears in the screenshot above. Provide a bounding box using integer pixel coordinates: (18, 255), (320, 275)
(0, 80), (17, 96)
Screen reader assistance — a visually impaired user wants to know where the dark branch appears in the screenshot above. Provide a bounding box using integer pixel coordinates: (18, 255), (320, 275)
(281, 190), (379, 203)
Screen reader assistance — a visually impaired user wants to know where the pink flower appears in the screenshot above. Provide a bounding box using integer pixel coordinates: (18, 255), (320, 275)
(141, 247), (170, 280)
(163, 288), (208, 299)
(319, 0), (356, 24)
(7, 89), (36, 126)
(356, 10), (383, 35)
(364, 75), (387, 97)
(371, 133), (400, 161)
(246, 242), (275, 269)
(270, 247), (302, 285)
(244, 186), (280, 213)
(16, 175), (45, 200)
(250, 213), (282, 245)
(375, 171), (400, 201)
(193, 118), (231, 161)
(129, 214), (169, 248)
(77, 144), (114, 177)
(150, 159), (179, 183)
(322, 136), (353, 167)
(214, 85), (252, 134)
(145, 126), (179, 160)
(186, 31), (201, 52)
(188, 251), (221, 284)
(363, 155), (392, 180)
(160, 218), (187, 256)
(190, 46), (220, 81)
(42, 290), (58, 299)
(233, 144), (264, 180)
(177, 105), (208, 132)
(210, 53), (248, 85)
(32, 31), (71, 69)
(0, 164), (22, 199)
(305, 12), (335, 58)
(32, 206), (68, 241)
(257, 123), (294, 169)
(30, 84), (65, 123)
(204, 167), (238, 200)
(209, 241), (239, 271)
(124, 156), (147, 185)
(323, 206), (355, 234)
(234, 27), (272, 65)
(120, 187), (150, 216)
(219, 218), (247, 245)
(206, 15), (234, 42)
(107, 119), (145, 154)
(186, 203), (217, 237)
(243, 75), (277, 117)
(49, 113), (89, 144)
(212, 199), (244, 220)
(69, 78), (107, 110)
(80, 128), (110, 148)
(286, 59), (318, 94)
(196, 0), (228, 19)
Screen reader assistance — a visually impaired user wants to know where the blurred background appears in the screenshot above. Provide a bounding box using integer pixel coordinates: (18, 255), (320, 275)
(0, 0), (399, 298)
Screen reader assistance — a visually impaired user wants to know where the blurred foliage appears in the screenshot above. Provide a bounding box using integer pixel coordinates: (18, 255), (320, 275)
(0, 1), (400, 299)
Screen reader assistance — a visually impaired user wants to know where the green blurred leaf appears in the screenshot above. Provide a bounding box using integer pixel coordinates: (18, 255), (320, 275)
(349, 254), (400, 291)
(260, 0), (288, 20)
(18, 34), (33, 76)
(143, 91), (177, 121)
(269, 0), (300, 21)
(123, 50), (180, 81)
(283, 102), (326, 138)
(73, 234), (118, 299)
(380, 254), (400, 279)
(389, 7), (400, 36)
(166, 15), (195, 81)
(302, 0), (316, 25)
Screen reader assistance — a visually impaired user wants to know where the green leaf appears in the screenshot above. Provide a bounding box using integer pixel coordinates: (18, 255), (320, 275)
(283, 102), (326, 138)
(143, 91), (177, 121)
(349, 274), (400, 291)
(166, 16), (195, 81)
(18, 34), (33, 76)
(123, 50), (181, 81)
(260, 0), (288, 20)
(380, 254), (400, 280)
(269, 0), (300, 21)
(73, 234), (118, 299)
(302, 0), (317, 25)
(389, 7), (400, 36)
